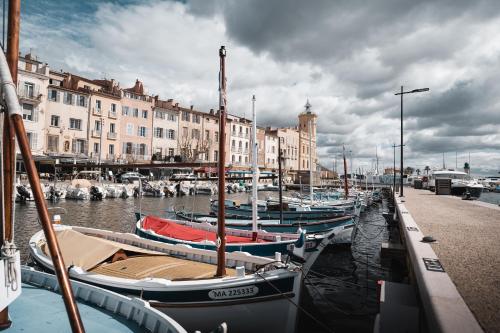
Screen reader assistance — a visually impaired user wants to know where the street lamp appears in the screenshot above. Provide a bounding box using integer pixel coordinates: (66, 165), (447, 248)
(394, 86), (429, 196)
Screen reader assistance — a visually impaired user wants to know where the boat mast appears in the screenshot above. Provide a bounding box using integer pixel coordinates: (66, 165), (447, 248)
(251, 95), (258, 237)
(278, 137), (283, 223)
(0, 1), (85, 331)
(305, 100), (313, 204)
(216, 46), (227, 277)
(343, 145), (349, 199)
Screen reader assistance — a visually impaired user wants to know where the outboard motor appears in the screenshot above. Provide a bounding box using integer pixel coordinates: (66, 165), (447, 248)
(90, 186), (103, 200)
(16, 185), (31, 202)
(133, 186), (141, 197)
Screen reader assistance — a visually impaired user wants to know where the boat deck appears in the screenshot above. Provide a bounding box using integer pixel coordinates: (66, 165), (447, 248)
(91, 255), (236, 280)
(401, 187), (500, 332)
(8, 283), (143, 332)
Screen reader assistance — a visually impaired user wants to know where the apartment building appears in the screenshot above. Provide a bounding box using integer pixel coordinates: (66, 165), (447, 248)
(227, 115), (251, 167)
(45, 71), (90, 157)
(152, 98), (179, 160)
(200, 109), (220, 162)
(256, 127), (266, 168)
(120, 79), (154, 162)
(298, 101), (317, 171)
(264, 129), (278, 169)
(17, 53), (50, 155)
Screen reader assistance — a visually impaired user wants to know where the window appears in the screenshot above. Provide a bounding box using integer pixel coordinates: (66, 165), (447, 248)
(192, 129), (200, 139)
(232, 140), (235, 148)
(83, 85), (91, 90)
(69, 118), (81, 130)
(205, 130), (210, 141)
(23, 82), (34, 98)
(214, 150), (218, 162)
(142, 110), (148, 119)
(78, 95), (87, 107)
(239, 126), (242, 133)
(64, 92), (73, 105)
(192, 114), (200, 123)
(122, 106), (130, 116)
(126, 123), (134, 135)
(49, 89), (58, 102)
(72, 139), (86, 154)
(109, 123), (115, 133)
(133, 108), (139, 117)
(94, 143), (100, 153)
(245, 157), (248, 163)
(26, 132), (37, 149)
(124, 142), (133, 154)
(95, 100), (101, 112)
(182, 127), (188, 138)
(138, 126), (147, 137)
(155, 127), (164, 138)
(155, 111), (165, 119)
(167, 113), (176, 121)
(47, 135), (59, 152)
(182, 111), (190, 121)
(215, 131), (219, 142)
(232, 125), (236, 132)
(111, 103), (116, 113)
(109, 144), (114, 155)
(138, 144), (147, 156)
(167, 129), (175, 140)
(239, 156), (242, 163)
(232, 155), (235, 163)
(168, 148), (175, 156)
(22, 103), (34, 121)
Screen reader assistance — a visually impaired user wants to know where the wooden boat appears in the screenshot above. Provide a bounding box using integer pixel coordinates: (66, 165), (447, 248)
(29, 224), (303, 333)
(134, 214), (339, 260)
(170, 210), (357, 235)
(15, 266), (189, 332)
(211, 199), (347, 220)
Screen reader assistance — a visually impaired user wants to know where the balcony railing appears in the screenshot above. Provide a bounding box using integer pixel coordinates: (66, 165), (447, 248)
(17, 86), (41, 103)
(93, 107), (102, 115)
(107, 132), (117, 140)
(91, 130), (101, 138)
(108, 110), (117, 118)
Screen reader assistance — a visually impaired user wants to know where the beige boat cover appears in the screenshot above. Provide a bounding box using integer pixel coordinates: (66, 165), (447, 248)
(45, 229), (160, 271)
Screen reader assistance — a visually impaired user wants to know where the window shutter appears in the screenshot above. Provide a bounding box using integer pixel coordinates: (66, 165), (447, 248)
(32, 133), (38, 150)
(71, 139), (76, 153)
(33, 109), (39, 122)
(56, 91), (60, 102)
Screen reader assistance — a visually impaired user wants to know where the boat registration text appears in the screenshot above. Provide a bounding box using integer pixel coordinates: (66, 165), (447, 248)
(208, 285), (259, 300)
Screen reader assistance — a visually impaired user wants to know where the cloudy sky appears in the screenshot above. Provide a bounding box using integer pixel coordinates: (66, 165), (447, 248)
(20, 0), (500, 175)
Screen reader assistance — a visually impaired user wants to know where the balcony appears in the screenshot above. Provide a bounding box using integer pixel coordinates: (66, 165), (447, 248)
(231, 146), (242, 153)
(18, 86), (42, 104)
(91, 129), (101, 138)
(92, 107), (102, 115)
(108, 110), (117, 119)
(107, 132), (117, 140)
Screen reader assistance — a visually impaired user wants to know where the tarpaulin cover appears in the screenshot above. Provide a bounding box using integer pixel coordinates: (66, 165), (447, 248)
(142, 216), (266, 243)
(47, 229), (160, 271)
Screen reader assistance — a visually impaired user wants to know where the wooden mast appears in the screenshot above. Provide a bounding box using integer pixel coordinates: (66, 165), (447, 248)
(0, 0), (20, 327)
(0, 1), (85, 331)
(343, 145), (349, 199)
(215, 46), (227, 277)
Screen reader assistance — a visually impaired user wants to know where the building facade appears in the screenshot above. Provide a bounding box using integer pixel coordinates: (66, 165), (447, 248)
(120, 80), (153, 162)
(18, 53), (50, 155)
(152, 98), (179, 160)
(298, 100), (317, 172)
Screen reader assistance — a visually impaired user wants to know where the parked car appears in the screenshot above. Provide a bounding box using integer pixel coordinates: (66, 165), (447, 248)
(116, 172), (147, 183)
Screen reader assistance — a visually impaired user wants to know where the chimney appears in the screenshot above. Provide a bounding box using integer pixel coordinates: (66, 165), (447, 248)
(190, 105), (194, 110)
(209, 109), (214, 115)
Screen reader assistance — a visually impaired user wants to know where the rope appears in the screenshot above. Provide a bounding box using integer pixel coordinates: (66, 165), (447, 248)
(255, 271), (335, 333)
(1, 241), (18, 291)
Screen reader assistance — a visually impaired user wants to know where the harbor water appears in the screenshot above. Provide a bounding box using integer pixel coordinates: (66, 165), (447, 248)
(14, 190), (406, 332)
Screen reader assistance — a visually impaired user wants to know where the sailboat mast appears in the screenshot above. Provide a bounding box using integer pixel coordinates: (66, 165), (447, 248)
(251, 95), (258, 235)
(0, 1), (85, 330)
(278, 137), (283, 223)
(343, 145), (349, 199)
(216, 46), (227, 277)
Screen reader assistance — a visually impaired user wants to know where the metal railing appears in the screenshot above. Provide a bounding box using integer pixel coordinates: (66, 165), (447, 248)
(107, 132), (117, 139)
(108, 110), (117, 118)
(91, 130), (101, 138)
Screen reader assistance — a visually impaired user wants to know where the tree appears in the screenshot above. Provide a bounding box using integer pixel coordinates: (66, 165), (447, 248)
(424, 165), (430, 174)
(416, 168), (421, 176)
(404, 166), (415, 175)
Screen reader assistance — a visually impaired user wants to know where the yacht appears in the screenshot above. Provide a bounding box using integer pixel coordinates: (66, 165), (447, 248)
(429, 170), (483, 198)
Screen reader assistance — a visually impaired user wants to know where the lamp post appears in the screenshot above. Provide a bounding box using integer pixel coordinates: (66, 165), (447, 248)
(392, 143), (404, 193)
(394, 86), (429, 196)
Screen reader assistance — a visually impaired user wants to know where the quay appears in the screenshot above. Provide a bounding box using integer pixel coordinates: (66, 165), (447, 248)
(387, 187), (499, 332)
